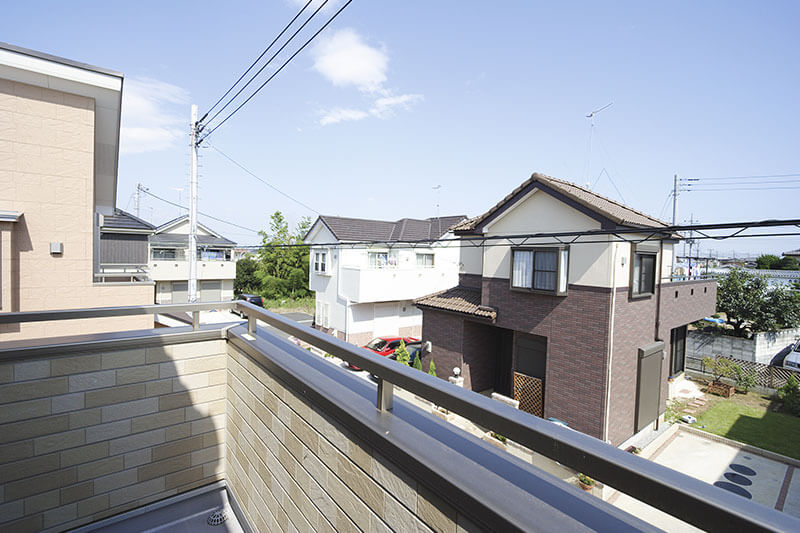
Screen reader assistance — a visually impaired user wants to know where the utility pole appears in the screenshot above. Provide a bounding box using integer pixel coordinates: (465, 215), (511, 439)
(188, 105), (199, 304)
(134, 182), (141, 218)
(433, 185), (441, 236)
(672, 173), (679, 226)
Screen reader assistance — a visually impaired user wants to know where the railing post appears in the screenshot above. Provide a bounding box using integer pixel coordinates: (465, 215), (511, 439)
(192, 311), (200, 331)
(377, 378), (393, 412)
(248, 314), (257, 335)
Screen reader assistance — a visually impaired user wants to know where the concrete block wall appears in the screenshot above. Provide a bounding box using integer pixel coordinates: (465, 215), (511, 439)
(689, 327), (800, 365)
(226, 344), (476, 533)
(0, 339), (227, 532)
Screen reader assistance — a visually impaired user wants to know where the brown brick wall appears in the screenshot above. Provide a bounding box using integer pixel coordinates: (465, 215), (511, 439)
(474, 279), (613, 438)
(659, 280), (717, 339)
(420, 311), (466, 387)
(607, 289), (658, 445)
(458, 273), (482, 290)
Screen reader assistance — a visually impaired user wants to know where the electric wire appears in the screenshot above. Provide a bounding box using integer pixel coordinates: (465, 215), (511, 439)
(208, 143), (321, 215)
(200, 0), (354, 141)
(682, 173), (800, 181)
(200, 0), (314, 123)
(200, 0), (332, 132)
(139, 188), (259, 233)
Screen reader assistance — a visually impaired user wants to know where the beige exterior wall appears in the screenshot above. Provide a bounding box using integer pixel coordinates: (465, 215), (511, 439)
(0, 339), (227, 532)
(226, 345), (472, 533)
(0, 78), (152, 340)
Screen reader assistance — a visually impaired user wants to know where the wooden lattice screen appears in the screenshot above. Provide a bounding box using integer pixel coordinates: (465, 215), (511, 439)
(513, 372), (544, 417)
(686, 356), (797, 390)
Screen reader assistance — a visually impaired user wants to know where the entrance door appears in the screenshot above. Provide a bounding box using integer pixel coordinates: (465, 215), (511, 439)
(513, 333), (547, 417)
(669, 326), (687, 376)
(493, 328), (514, 397)
(636, 342), (664, 432)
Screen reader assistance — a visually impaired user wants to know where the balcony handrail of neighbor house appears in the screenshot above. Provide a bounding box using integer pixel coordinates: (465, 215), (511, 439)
(0, 300), (797, 532)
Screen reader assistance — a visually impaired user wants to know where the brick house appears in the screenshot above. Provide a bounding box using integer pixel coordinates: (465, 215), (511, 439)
(415, 173), (716, 445)
(306, 215), (465, 346)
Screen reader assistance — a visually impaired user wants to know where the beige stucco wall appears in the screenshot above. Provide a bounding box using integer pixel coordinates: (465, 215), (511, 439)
(0, 78), (152, 339)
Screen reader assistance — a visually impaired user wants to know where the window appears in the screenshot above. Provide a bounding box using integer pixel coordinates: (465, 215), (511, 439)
(511, 248), (568, 295)
(313, 251), (327, 274)
(416, 253), (435, 268)
(368, 252), (389, 269)
(151, 248), (184, 260)
(632, 252), (657, 295)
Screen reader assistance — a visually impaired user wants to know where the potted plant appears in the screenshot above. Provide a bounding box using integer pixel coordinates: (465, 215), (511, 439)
(701, 356), (737, 398)
(577, 473), (595, 491)
(482, 431), (508, 450)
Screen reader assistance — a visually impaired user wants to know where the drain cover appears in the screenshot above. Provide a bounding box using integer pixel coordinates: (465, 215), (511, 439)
(207, 508), (228, 526)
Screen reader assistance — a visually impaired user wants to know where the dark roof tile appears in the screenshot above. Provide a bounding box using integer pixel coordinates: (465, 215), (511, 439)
(414, 286), (497, 320)
(313, 215), (466, 242)
(101, 209), (156, 232)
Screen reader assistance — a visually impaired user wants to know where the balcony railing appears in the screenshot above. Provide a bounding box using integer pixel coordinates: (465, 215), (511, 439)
(0, 301), (797, 532)
(95, 263), (151, 283)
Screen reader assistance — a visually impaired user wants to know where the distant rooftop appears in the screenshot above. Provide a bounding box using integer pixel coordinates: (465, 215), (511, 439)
(309, 214), (467, 242)
(100, 209), (156, 233)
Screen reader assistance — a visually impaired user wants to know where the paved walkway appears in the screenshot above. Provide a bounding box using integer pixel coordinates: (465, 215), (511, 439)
(612, 427), (800, 530)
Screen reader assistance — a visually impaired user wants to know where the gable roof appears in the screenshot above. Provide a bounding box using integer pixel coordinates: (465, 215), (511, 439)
(152, 215), (235, 247)
(100, 209), (156, 233)
(452, 173), (670, 233)
(308, 215), (467, 243)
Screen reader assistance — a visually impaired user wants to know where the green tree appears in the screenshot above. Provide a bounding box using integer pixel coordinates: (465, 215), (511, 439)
(428, 359), (437, 377)
(256, 212), (312, 299)
(778, 256), (800, 270)
(717, 269), (800, 336)
(394, 341), (410, 366)
(234, 256), (261, 295)
(756, 254), (781, 270)
(412, 353), (423, 370)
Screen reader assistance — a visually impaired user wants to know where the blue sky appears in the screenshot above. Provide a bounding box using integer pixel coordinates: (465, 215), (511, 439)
(4, 1), (799, 255)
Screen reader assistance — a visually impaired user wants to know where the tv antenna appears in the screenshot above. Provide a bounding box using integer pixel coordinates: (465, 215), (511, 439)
(433, 185), (442, 236)
(583, 102), (613, 186)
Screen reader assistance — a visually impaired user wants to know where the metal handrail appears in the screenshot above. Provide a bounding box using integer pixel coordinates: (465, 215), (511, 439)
(0, 300), (797, 531)
(236, 300), (798, 533)
(0, 301), (237, 331)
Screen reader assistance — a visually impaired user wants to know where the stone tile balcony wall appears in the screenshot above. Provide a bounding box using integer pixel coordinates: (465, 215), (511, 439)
(0, 302), (798, 533)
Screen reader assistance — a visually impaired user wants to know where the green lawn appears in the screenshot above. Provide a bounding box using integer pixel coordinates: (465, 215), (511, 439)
(695, 395), (800, 460)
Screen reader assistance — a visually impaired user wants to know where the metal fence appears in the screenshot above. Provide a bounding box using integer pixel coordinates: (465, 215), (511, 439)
(686, 355), (798, 390)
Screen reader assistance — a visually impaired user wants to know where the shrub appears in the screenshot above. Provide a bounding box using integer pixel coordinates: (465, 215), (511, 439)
(733, 366), (757, 393)
(394, 341), (410, 366)
(777, 374), (800, 416)
(428, 359), (437, 377)
(702, 356), (738, 383)
(412, 353), (423, 371)
(490, 432), (507, 443)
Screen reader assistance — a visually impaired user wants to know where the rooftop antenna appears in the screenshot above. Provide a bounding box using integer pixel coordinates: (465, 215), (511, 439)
(433, 185), (442, 236)
(583, 102), (613, 187)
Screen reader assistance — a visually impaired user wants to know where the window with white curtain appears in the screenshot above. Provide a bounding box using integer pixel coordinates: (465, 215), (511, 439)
(416, 253), (435, 268)
(511, 248), (569, 294)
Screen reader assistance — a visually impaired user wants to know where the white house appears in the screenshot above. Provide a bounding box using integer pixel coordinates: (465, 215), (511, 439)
(305, 215), (466, 346)
(149, 215), (237, 303)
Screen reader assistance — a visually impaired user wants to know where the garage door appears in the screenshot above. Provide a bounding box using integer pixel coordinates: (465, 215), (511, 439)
(171, 282), (188, 304)
(200, 280), (222, 302)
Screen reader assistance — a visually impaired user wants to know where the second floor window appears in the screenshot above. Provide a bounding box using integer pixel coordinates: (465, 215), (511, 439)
(416, 253), (435, 268)
(368, 252), (390, 269)
(632, 252), (656, 295)
(511, 248), (568, 295)
(314, 251), (327, 274)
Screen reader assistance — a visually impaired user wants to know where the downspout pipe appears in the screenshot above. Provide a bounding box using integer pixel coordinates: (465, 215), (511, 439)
(603, 242), (619, 443)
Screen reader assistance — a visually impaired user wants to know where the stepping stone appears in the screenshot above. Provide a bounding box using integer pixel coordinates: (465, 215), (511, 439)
(683, 408), (697, 414)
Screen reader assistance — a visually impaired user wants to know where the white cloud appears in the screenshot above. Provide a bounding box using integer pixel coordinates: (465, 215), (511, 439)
(370, 93), (424, 118)
(120, 77), (190, 154)
(312, 28), (388, 93)
(319, 107), (369, 126)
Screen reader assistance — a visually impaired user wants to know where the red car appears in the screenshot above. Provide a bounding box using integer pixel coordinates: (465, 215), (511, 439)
(347, 336), (419, 371)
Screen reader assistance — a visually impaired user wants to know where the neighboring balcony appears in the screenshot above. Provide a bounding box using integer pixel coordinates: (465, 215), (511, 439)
(95, 263), (151, 283)
(340, 266), (458, 303)
(148, 259), (236, 281)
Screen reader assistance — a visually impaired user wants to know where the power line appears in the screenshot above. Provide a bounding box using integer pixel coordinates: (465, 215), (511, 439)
(683, 173), (800, 181)
(200, 0), (328, 130)
(680, 186), (800, 192)
(207, 143), (321, 215)
(139, 188), (259, 233)
(236, 218), (800, 249)
(200, 0), (354, 141)
(201, 0), (314, 122)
